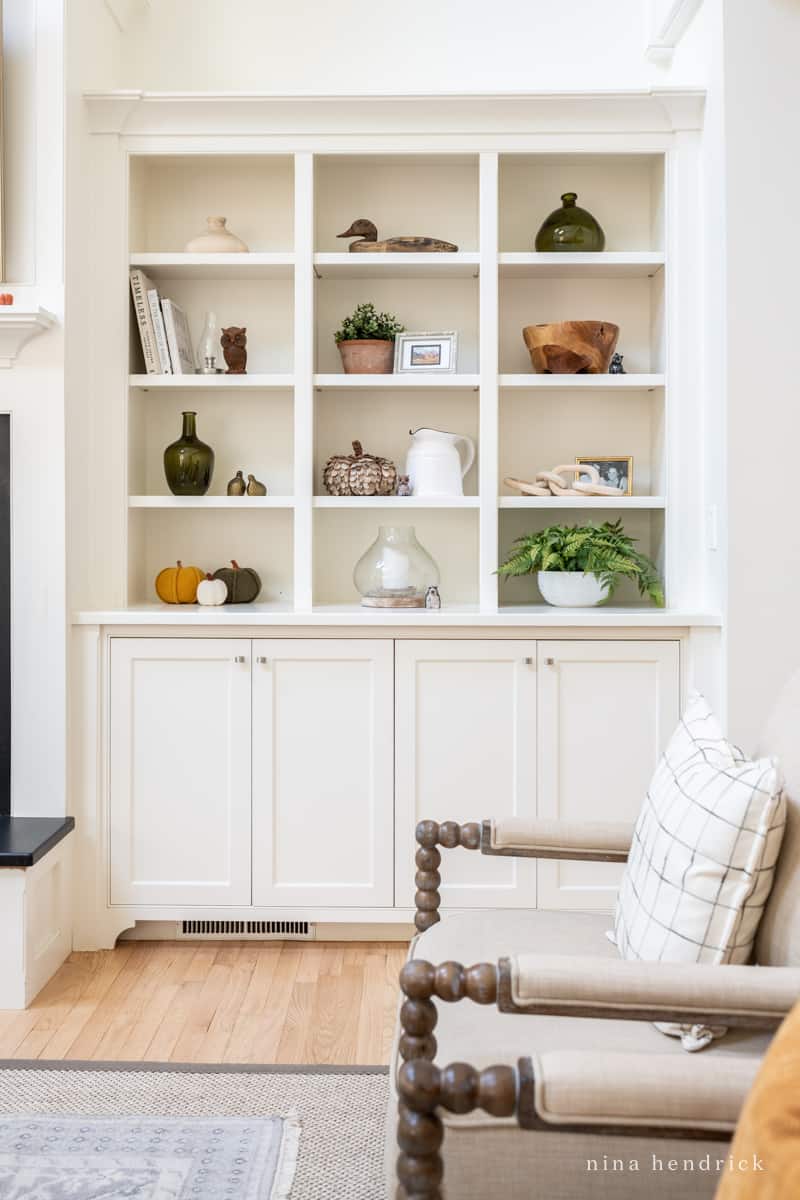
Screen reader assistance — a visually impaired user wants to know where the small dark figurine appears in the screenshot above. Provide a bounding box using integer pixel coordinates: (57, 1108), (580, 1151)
(246, 473), (267, 496)
(609, 353), (626, 375)
(425, 585), (442, 610)
(227, 470), (246, 496)
(396, 475), (412, 496)
(337, 218), (458, 254)
(221, 326), (247, 374)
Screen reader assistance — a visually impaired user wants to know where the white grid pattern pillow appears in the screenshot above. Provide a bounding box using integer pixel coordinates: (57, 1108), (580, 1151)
(615, 692), (785, 969)
(613, 693), (786, 1050)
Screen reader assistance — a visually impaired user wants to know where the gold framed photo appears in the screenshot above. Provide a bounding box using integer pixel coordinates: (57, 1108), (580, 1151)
(576, 456), (633, 496)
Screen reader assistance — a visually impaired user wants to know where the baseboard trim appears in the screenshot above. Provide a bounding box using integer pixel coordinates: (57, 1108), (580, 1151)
(119, 919), (413, 942)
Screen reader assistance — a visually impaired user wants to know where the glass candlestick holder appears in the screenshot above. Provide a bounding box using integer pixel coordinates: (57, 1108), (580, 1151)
(196, 311), (223, 374)
(354, 525), (439, 609)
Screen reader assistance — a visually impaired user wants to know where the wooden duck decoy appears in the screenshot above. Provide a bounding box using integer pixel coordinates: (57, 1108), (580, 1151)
(337, 218), (458, 254)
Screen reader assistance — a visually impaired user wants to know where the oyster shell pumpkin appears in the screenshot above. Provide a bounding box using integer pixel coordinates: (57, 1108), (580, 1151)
(323, 439), (397, 497)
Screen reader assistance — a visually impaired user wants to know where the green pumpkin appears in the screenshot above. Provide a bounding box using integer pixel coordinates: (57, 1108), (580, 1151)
(212, 559), (261, 604)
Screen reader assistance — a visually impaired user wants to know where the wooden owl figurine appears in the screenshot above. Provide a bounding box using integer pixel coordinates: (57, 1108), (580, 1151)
(220, 326), (248, 374)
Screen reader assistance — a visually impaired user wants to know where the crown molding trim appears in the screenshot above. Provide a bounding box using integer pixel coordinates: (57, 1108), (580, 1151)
(83, 89), (706, 138)
(646, 0), (704, 64)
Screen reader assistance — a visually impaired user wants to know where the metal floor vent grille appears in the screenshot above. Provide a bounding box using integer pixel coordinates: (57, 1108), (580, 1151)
(178, 919), (314, 940)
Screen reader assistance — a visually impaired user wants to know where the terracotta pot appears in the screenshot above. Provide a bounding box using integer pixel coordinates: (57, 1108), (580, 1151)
(338, 339), (395, 374)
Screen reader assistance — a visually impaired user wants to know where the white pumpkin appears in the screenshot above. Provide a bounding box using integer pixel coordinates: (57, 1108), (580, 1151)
(196, 574), (228, 606)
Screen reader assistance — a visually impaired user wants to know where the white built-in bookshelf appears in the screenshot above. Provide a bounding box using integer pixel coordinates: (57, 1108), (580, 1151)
(113, 136), (708, 622)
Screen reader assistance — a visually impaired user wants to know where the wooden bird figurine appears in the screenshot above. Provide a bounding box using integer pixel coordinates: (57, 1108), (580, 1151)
(337, 218), (458, 254)
(246, 473), (267, 496)
(220, 326), (247, 374)
(227, 470), (246, 496)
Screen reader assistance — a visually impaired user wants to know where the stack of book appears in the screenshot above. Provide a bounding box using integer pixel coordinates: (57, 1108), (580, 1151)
(130, 269), (195, 375)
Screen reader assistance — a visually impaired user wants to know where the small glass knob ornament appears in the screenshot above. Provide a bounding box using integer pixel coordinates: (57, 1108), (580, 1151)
(354, 525), (439, 609)
(535, 192), (605, 252)
(196, 311), (223, 374)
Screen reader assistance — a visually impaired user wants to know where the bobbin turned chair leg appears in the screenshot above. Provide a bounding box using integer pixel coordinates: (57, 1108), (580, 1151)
(396, 959), (505, 1199)
(396, 1056), (517, 1200)
(414, 820), (481, 933)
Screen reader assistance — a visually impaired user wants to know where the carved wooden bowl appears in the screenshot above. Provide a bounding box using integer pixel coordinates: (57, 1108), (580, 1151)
(522, 320), (620, 374)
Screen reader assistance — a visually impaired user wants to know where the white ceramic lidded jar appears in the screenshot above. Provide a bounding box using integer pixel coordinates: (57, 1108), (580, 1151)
(184, 217), (249, 254)
(354, 526), (439, 609)
(405, 428), (475, 497)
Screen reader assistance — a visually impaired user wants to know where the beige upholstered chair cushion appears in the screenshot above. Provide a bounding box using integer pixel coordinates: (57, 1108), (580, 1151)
(386, 910), (771, 1200)
(510, 954), (800, 1023)
(490, 817), (634, 856)
(756, 668), (800, 967)
(531, 1050), (758, 1131)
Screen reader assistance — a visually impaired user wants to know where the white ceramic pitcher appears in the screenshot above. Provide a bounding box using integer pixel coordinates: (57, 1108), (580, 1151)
(405, 428), (476, 497)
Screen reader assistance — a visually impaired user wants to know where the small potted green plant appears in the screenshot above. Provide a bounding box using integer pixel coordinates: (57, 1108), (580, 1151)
(498, 519), (664, 607)
(334, 302), (405, 374)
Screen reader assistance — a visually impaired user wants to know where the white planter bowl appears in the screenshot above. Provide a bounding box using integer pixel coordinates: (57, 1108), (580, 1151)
(537, 571), (610, 608)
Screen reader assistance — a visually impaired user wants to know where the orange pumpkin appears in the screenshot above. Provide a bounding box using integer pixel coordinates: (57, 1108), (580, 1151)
(155, 560), (205, 604)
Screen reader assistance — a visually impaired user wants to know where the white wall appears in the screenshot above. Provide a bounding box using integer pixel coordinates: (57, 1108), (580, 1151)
(100, 0), (709, 93)
(2, 0), (67, 817)
(723, 0), (800, 747)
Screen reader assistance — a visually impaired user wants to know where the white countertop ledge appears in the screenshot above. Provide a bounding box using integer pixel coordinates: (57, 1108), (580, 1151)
(72, 606), (722, 628)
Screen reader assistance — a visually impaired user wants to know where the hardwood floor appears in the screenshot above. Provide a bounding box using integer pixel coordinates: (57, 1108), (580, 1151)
(0, 942), (408, 1065)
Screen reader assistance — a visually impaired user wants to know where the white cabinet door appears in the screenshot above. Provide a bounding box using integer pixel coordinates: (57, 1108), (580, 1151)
(109, 638), (252, 906)
(537, 640), (680, 912)
(395, 641), (537, 909)
(252, 639), (394, 907)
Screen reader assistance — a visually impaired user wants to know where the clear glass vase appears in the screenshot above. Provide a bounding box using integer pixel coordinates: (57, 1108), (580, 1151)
(353, 525), (439, 609)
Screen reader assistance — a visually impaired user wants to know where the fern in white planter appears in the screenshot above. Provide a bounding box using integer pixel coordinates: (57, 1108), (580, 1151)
(498, 520), (664, 607)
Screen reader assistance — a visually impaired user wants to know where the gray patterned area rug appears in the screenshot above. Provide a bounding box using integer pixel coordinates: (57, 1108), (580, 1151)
(0, 1061), (389, 1199)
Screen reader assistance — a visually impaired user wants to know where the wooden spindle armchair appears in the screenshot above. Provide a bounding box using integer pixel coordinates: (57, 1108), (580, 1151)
(386, 673), (800, 1200)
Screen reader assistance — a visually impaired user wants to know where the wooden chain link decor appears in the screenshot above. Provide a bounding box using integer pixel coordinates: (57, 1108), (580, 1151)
(413, 819), (481, 933)
(397, 958), (513, 1200)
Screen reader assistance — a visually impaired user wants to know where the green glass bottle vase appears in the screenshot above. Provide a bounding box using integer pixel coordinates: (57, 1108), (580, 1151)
(163, 411), (214, 496)
(535, 192), (605, 252)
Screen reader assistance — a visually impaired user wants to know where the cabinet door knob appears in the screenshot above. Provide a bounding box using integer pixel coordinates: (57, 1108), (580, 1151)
(545, 657), (555, 666)
(256, 656), (268, 664)
(234, 655), (247, 664)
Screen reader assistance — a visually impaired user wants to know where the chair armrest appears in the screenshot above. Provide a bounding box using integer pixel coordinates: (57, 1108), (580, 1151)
(412, 815), (632, 934)
(484, 817), (633, 862)
(502, 954), (800, 1029)
(519, 1050), (757, 1135)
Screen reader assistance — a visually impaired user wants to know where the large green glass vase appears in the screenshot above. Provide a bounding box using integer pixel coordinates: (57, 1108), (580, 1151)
(535, 192), (605, 252)
(164, 411), (214, 496)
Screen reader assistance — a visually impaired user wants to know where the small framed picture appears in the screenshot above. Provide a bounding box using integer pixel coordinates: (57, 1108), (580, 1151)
(394, 331), (458, 373)
(576, 456), (633, 495)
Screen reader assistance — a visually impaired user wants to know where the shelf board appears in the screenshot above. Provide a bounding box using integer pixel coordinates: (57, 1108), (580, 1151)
(499, 496), (666, 509)
(129, 496), (295, 509)
(313, 496), (479, 509)
(314, 373), (479, 389)
(129, 253), (295, 280)
(129, 374), (294, 389)
(499, 373), (664, 390)
(71, 605), (723, 629)
(313, 252), (480, 279)
(498, 252), (665, 278)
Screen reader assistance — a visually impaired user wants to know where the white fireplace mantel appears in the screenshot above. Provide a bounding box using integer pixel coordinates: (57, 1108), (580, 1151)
(0, 309), (57, 368)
